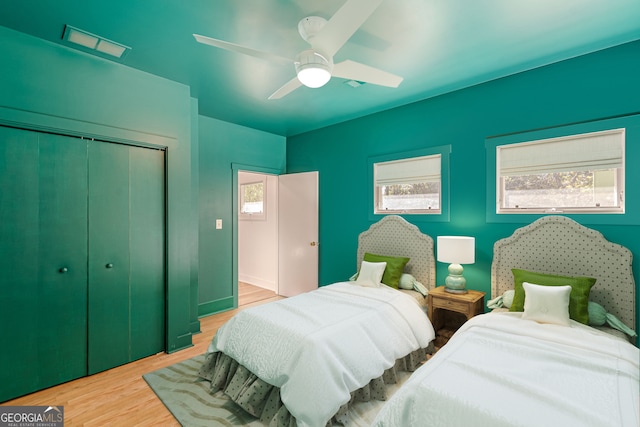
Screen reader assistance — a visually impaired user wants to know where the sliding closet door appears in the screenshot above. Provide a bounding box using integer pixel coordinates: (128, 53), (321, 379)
(0, 127), (40, 401)
(88, 141), (165, 374)
(88, 141), (131, 373)
(36, 133), (89, 387)
(129, 145), (165, 360)
(0, 127), (88, 401)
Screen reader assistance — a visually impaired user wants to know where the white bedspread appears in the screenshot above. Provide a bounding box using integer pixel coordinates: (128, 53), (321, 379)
(207, 282), (434, 427)
(373, 312), (639, 427)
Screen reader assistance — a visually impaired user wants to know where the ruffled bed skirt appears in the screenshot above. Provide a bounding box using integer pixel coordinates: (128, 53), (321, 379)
(198, 346), (431, 427)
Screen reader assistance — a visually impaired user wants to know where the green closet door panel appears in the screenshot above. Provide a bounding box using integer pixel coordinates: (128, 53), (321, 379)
(88, 141), (131, 374)
(129, 146), (166, 360)
(37, 133), (88, 388)
(0, 126), (40, 401)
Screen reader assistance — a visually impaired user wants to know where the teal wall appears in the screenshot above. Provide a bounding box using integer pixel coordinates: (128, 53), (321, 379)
(198, 116), (286, 316)
(0, 26), (198, 352)
(286, 40), (640, 335)
(2, 20), (638, 355)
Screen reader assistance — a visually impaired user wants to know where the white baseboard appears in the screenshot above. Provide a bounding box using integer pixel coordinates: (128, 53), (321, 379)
(239, 273), (276, 292)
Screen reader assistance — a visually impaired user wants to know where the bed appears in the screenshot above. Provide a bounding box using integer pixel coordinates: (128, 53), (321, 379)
(372, 215), (639, 427)
(198, 215), (436, 427)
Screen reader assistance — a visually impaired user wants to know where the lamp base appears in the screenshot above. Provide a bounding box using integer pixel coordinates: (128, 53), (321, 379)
(444, 287), (468, 294)
(444, 263), (467, 294)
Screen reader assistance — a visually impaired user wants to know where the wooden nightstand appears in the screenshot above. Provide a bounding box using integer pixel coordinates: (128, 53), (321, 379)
(428, 286), (486, 337)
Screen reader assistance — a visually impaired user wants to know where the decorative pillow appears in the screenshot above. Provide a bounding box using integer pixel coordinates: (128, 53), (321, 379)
(354, 261), (387, 288)
(487, 289), (515, 310)
(502, 289), (515, 309)
(398, 273), (428, 297)
(521, 282), (571, 326)
(510, 269), (596, 325)
(412, 281), (428, 297)
(363, 253), (410, 289)
(588, 301), (638, 337)
(398, 273), (416, 290)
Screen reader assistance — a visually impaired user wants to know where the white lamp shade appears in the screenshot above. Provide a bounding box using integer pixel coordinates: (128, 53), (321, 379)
(437, 236), (475, 264)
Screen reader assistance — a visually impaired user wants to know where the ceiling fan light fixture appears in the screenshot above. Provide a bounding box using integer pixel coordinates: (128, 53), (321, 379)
(297, 65), (331, 88)
(296, 49), (332, 88)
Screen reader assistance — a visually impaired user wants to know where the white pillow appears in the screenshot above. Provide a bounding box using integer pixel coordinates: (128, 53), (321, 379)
(521, 282), (571, 326)
(355, 261), (387, 288)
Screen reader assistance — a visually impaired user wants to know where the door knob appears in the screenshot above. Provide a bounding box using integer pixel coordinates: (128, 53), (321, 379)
(310, 241), (317, 246)
(59, 267), (68, 273)
(106, 263), (114, 269)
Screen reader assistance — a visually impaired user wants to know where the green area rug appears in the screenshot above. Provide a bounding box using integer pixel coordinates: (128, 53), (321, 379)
(143, 355), (412, 426)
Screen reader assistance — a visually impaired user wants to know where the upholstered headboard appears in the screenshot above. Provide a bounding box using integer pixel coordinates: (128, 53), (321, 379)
(491, 215), (635, 332)
(357, 215), (436, 289)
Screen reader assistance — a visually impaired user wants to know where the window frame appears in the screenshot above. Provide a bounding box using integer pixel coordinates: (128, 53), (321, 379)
(496, 128), (625, 214)
(374, 154), (442, 215)
(368, 145), (451, 223)
(239, 177), (266, 221)
(485, 114), (640, 226)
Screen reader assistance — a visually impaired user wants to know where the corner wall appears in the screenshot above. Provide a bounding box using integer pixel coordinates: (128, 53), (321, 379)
(286, 40), (640, 336)
(198, 116), (286, 316)
(0, 25), (198, 352)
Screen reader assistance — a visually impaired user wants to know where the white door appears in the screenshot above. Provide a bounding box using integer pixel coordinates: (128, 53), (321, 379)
(278, 171), (319, 297)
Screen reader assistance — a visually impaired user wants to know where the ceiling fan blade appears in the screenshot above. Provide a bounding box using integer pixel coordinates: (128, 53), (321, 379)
(311, 0), (384, 57)
(193, 34), (292, 64)
(268, 77), (303, 100)
(332, 60), (403, 87)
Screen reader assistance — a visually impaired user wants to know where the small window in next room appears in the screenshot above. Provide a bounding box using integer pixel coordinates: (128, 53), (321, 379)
(496, 128), (625, 214)
(240, 179), (265, 220)
(374, 154), (442, 215)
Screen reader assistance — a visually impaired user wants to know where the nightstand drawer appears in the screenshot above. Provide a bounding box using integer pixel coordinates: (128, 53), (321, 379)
(432, 298), (468, 313)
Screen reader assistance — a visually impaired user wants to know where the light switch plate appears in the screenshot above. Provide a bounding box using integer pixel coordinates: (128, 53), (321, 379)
(215, 219), (222, 229)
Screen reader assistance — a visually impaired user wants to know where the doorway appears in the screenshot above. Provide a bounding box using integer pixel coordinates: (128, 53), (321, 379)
(238, 170), (279, 305)
(233, 167), (319, 307)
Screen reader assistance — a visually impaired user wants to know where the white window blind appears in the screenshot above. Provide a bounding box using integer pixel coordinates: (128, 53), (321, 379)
(375, 154), (441, 185)
(499, 129), (624, 176)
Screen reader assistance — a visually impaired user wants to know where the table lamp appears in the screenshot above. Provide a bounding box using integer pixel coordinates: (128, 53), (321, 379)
(437, 236), (475, 294)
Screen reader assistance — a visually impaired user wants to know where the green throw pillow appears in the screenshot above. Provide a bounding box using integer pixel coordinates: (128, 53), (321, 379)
(510, 269), (596, 325)
(363, 253), (410, 289)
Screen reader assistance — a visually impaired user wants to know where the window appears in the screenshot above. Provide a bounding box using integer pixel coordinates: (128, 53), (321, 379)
(374, 154), (441, 214)
(239, 180), (265, 219)
(496, 129), (625, 214)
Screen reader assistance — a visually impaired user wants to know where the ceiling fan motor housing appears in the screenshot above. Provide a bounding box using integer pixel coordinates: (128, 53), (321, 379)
(298, 16), (327, 42)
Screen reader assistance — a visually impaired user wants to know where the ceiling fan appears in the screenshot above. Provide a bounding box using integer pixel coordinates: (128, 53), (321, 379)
(193, 0), (402, 100)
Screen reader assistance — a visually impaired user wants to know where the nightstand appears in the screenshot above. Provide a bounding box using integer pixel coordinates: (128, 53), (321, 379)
(428, 286), (486, 344)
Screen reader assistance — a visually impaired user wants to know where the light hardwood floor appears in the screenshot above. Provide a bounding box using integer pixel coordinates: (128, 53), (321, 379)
(238, 281), (277, 306)
(2, 294), (284, 426)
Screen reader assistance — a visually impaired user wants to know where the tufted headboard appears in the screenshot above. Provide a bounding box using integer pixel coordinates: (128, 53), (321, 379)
(491, 215), (635, 333)
(357, 215), (436, 290)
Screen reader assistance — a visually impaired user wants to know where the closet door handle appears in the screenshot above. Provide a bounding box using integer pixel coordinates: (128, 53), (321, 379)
(105, 263), (114, 269)
(59, 267), (68, 273)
